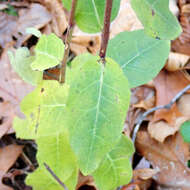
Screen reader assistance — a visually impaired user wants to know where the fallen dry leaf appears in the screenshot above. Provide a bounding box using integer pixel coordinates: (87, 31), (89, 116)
(148, 117), (187, 142)
(153, 70), (190, 124)
(178, 93), (190, 117)
(0, 3), (51, 48)
(76, 172), (95, 190)
(136, 130), (190, 189)
(15, 3), (52, 47)
(110, 0), (142, 38)
(172, 0), (190, 55)
(0, 49), (34, 117)
(165, 52), (190, 72)
(71, 35), (100, 55)
(132, 86), (155, 110)
(0, 12), (17, 48)
(134, 168), (158, 180)
(0, 145), (23, 190)
(38, 0), (67, 37)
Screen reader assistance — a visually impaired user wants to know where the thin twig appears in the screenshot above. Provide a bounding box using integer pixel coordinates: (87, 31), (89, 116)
(132, 84), (190, 143)
(59, 0), (78, 84)
(44, 162), (69, 190)
(99, 0), (113, 64)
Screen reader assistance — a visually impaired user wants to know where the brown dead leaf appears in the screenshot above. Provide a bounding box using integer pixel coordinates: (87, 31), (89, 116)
(0, 3), (51, 48)
(165, 52), (190, 72)
(0, 13), (17, 48)
(0, 49), (34, 117)
(121, 168), (156, 190)
(172, 0), (190, 55)
(136, 130), (190, 189)
(110, 0), (142, 38)
(38, 0), (67, 36)
(76, 172), (95, 190)
(15, 3), (52, 47)
(132, 86), (155, 110)
(71, 36), (100, 55)
(153, 70), (190, 124)
(134, 168), (158, 180)
(148, 117), (188, 142)
(178, 94), (190, 116)
(0, 145), (23, 190)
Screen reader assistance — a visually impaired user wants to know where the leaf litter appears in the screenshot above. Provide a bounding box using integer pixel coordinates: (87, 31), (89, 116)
(1, 0), (190, 189)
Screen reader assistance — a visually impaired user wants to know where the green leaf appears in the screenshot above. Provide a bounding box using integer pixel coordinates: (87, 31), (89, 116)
(8, 47), (43, 86)
(31, 33), (65, 71)
(26, 27), (42, 38)
(14, 81), (69, 138)
(66, 54), (130, 175)
(131, 0), (182, 40)
(14, 80), (78, 189)
(62, 0), (121, 33)
(26, 165), (78, 190)
(93, 135), (134, 190)
(180, 121), (190, 143)
(107, 30), (170, 88)
(62, 0), (71, 10)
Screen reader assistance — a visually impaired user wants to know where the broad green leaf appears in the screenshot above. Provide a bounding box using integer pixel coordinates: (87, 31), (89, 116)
(8, 48), (43, 85)
(62, 0), (71, 10)
(14, 80), (69, 138)
(62, 0), (121, 33)
(26, 27), (42, 38)
(31, 33), (65, 71)
(26, 165), (78, 190)
(66, 54), (130, 175)
(93, 135), (134, 190)
(180, 121), (190, 143)
(107, 30), (170, 88)
(14, 80), (78, 189)
(131, 0), (182, 40)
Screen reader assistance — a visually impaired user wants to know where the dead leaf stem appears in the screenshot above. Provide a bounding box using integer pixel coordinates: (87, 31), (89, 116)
(59, 0), (78, 84)
(132, 84), (190, 143)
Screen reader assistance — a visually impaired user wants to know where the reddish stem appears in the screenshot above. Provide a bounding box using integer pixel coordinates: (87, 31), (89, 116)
(60, 0), (78, 83)
(99, 0), (113, 63)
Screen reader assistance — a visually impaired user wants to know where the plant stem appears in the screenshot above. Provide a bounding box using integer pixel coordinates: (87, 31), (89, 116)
(99, 0), (113, 64)
(59, 0), (78, 84)
(44, 163), (68, 190)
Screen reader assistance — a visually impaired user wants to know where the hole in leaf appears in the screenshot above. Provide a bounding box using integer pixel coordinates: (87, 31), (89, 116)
(78, 185), (96, 190)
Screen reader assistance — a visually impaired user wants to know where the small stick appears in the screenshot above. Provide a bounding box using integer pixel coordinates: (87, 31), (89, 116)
(99, 0), (113, 64)
(132, 84), (190, 143)
(60, 0), (78, 83)
(44, 162), (69, 190)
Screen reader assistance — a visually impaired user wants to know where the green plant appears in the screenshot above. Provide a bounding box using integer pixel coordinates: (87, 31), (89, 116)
(9, 0), (181, 189)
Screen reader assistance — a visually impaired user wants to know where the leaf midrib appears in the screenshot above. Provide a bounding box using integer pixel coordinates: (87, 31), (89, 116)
(121, 40), (160, 69)
(91, 0), (102, 28)
(86, 63), (105, 171)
